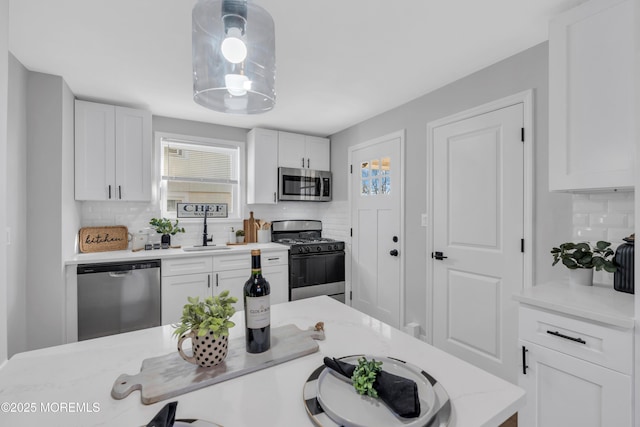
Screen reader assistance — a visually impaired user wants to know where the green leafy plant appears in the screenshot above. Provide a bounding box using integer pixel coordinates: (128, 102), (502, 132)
(172, 290), (238, 339)
(551, 241), (616, 272)
(236, 229), (245, 237)
(149, 217), (185, 235)
(351, 357), (383, 397)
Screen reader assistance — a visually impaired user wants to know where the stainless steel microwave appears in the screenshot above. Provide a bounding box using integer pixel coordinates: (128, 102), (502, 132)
(278, 167), (332, 201)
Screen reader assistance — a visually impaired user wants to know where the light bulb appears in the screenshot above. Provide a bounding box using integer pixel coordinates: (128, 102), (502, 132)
(221, 27), (247, 64)
(225, 74), (249, 96)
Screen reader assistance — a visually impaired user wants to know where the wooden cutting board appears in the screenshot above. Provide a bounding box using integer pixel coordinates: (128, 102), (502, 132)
(243, 211), (258, 243)
(78, 226), (129, 253)
(111, 323), (325, 404)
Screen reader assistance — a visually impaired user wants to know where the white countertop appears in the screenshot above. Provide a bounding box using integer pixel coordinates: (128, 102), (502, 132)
(0, 297), (524, 427)
(65, 242), (289, 265)
(513, 282), (635, 329)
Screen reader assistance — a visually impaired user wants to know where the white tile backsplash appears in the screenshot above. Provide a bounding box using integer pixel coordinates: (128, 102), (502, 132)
(80, 199), (351, 248)
(572, 191), (635, 286)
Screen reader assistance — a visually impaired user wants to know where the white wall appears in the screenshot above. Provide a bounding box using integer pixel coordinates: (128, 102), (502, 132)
(330, 42), (573, 334)
(25, 72), (78, 350)
(6, 54), (28, 356)
(633, 0), (639, 424)
(0, 0), (10, 365)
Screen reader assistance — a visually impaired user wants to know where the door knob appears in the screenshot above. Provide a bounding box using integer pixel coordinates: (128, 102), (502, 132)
(431, 251), (448, 260)
(389, 249), (399, 256)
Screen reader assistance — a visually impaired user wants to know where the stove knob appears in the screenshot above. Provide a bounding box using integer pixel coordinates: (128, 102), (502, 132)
(327, 245), (333, 251)
(304, 247), (310, 253)
(317, 246), (322, 252)
(299, 247), (305, 253)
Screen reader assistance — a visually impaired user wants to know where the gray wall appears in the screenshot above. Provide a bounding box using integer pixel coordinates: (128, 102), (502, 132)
(0, 0), (9, 364)
(7, 54), (28, 356)
(25, 72), (79, 350)
(153, 116), (248, 142)
(330, 42), (573, 334)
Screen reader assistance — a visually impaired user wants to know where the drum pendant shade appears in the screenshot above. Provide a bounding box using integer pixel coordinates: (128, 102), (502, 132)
(192, 0), (276, 114)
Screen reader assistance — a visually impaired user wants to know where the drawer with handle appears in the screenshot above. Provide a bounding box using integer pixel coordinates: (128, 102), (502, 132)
(519, 304), (632, 374)
(261, 250), (288, 267)
(162, 257), (212, 277)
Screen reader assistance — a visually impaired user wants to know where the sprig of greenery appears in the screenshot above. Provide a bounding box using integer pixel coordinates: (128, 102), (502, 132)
(351, 357), (383, 397)
(172, 290), (238, 339)
(551, 241), (616, 272)
(149, 217), (185, 235)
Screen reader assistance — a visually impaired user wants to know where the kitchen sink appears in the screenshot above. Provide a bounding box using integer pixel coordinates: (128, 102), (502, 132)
(183, 245), (232, 252)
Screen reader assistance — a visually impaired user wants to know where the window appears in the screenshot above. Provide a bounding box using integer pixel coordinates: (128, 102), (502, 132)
(361, 157), (391, 196)
(157, 133), (243, 219)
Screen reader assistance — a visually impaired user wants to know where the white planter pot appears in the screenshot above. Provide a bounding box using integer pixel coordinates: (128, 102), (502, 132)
(569, 268), (594, 286)
(177, 330), (229, 368)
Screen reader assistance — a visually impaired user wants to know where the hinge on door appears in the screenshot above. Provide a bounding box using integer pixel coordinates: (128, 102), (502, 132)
(521, 239), (525, 253)
(521, 127), (525, 142)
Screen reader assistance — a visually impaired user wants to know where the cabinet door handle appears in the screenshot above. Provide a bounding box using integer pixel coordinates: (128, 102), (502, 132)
(108, 185), (112, 199)
(522, 345), (528, 375)
(307, 158), (310, 168)
(207, 274), (211, 288)
(118, 185), (122, 199)
(301, 158), (305, 168)
(546, 330), (586, 344)
(216, 273), (219, 287)
(273, 192), (276, 203)
(267, 257), (279, 261)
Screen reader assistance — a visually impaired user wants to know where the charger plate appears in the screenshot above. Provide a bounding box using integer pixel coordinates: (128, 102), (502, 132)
(303, 355), (451, 427)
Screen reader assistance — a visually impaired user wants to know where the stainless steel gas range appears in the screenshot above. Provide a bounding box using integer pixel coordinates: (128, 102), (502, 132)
(271, 220), (345, 303)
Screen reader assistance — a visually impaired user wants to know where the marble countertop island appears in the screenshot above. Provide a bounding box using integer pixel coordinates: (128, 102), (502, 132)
(0, 297), (524, 426)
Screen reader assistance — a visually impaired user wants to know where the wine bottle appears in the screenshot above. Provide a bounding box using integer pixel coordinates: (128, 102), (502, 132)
(244, 249), (271, 353)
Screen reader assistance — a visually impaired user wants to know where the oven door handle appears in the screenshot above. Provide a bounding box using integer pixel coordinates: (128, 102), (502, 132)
(290, 252), (345, 260)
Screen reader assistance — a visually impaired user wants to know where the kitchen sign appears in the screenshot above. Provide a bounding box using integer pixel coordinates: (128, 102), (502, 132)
(177, 203), (228, 218)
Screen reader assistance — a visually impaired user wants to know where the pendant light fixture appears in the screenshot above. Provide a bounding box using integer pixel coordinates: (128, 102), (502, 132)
(192, 0), (276, 114)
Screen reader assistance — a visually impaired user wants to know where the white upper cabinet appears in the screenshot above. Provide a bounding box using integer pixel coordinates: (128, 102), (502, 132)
(247, 128), (279, 204)
(247, 128), (331, 204)
(548, 0), (635, 191)
(278, 131), (330, 171)
(75, 100), (152, 201)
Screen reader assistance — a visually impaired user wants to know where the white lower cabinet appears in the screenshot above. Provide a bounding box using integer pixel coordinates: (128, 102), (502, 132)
(518, 305), (633, 427)
(162, 273), (211, 325)
(161, 251), (289, 325)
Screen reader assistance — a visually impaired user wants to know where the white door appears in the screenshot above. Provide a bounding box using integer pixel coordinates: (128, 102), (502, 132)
(350, 132), (403, 328)
(432, 104), (524, 383)
(519, 341), (632, 427)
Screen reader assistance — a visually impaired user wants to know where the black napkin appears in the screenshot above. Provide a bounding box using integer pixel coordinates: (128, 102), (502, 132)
(146, 401), (177, 427)
(323, 357), (420, 418)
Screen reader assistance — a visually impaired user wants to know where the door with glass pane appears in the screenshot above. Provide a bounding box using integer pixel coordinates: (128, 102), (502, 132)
(350, 132), (403, 328)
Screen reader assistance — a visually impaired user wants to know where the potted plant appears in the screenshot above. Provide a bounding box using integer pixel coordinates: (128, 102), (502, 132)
(236, 229), (245, 243)
(174, 291), (238, 368)
(551, 241), (616, 286)
(149, 217), (185, 248)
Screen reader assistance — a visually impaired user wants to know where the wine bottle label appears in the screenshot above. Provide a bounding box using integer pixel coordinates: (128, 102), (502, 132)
(246, 295), (270, 328)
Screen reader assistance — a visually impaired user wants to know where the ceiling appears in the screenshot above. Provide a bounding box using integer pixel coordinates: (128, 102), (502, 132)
(8, 0), (585, 137)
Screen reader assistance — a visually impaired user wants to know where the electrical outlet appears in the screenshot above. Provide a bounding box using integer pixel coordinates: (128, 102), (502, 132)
(421, 214), (428, 227)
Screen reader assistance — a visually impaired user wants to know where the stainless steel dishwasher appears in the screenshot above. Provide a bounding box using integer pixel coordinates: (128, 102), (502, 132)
(77, 260), (161, 341)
